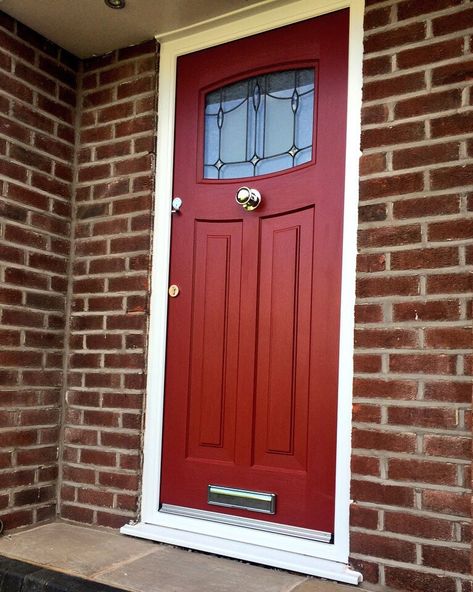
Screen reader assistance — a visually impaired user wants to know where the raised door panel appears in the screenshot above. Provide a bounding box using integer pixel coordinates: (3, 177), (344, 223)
(187, 220), (243, 463)
(253, 208), (314, 472)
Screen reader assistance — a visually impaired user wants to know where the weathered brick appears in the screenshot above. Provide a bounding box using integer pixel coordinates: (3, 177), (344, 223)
(388, 458), (457, 485)
(385, 566), (456, 592)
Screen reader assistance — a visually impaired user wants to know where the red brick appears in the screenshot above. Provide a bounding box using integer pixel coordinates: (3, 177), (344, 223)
(431, 111), (473, 139)
(424, 327), (472, 349)
(424, 435), (471, 460)
(352, 403), (381, 423)
(363, 55), (391, 77)
(354, 354), (382, 373)
(0, 29), (35, 61)
(364, 22), (426, 54)
(15, 62), (57, 96)
(96, 511), (129, 529)
(61, 504), (94, 524)
(81, 449), (116, 467)
(432, 59), (473, 87)
(422, 545), (470, 575)
(393, 143), (459, 171)
(431, 164), (473, 191)
(358, 202), (387, 223)
(116, 493), (138, 510)
(428, 218), (473, 242)
(350, 559), (379, 585)
(100, 431), (140, 450)
(119, 454), (140, 470)
(385, 566), (456, 592)
(104, 353), (143, 369)
(355, 304), (384, 323)
(358, 224), (422, 247)
(95, 140), (132, 161)
(361, 104), (389, 125)
(98, 101), (134, 124)
(62, 464), (95, 485)
(355, 328), (418, 348)
(115, 115), (154, 138)
(388, 458), (457, 485)
(397, 38), (464, 70)
(351, 532), (416, 562)
(353, 429), (416, 453)
(64, 427), (98, 446)
(83, 87), (114, 108)
(351, 455), (380, 477)
(114, 154), (152, 176)
(385, 511), (453, 541)
(353, 378), (417, 399)
(99, 63), (135, 85)
(80, 124), (113, 144)
(75, 239), (107, 257)
(0, 71), (33, 103)
(425, 382), (470, 406)
(351, 504), (379, 529)
(88, 296), (123, 311)
(118, 39), (156, 61)
(77, 488), (113, 507)
(108, 275), (148, 292)
(392, 247), (458, 270)
(83, 410), (119, 427)
(110, 235), (150, 254)
(5, 267), (49, 290)
(102, 393), (142, 409)
(78, 163), (111, 183)
(388, 406), (458, 429)
(2, 308), (44, 328)
(389, 353), (456, 374)
(93, 178), (129, 200)
(432, 7), (473, 36)
(396, 90), (462, 119)
(427, 273), (472, 294)
(70, 353), (101, 369)
(364, 72), (425, 102)
(98, 471), (138, 490)
(0, 509), (34, 531)
(84, 373), (121, 388)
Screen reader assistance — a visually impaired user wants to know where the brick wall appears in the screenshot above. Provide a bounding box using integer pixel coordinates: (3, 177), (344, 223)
(351, 0), (472, 590)
(0, 13), (78, 530)
(60, 41), (158, 528)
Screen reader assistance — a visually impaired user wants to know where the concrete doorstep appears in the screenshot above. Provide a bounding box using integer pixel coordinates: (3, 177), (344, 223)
(0, 522), (355, 592)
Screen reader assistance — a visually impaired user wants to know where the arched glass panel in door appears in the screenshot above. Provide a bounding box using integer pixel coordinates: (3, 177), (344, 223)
(204, 69), (315, 180)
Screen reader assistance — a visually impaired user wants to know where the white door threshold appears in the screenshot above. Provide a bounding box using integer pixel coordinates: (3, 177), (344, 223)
(121, 522), (362, 585)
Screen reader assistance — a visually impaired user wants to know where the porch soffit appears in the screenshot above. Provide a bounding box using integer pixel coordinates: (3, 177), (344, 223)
(0, 0), (268, 58)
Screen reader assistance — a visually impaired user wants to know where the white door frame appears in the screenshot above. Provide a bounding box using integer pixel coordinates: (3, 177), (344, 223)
(121, 0), (364, 584)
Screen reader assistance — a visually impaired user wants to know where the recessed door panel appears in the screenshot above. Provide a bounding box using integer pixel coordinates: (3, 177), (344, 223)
(187, 221), (242, 463)
(253, 208), (314, 472)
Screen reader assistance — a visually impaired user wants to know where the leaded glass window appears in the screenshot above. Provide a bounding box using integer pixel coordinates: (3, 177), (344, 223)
(203, 69), (315, 180)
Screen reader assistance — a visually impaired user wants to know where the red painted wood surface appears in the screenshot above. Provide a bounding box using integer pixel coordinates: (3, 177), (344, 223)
(161, 10), (349, 534)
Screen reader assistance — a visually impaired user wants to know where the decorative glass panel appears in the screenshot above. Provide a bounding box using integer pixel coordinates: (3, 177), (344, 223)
(203, 69), (315, 179)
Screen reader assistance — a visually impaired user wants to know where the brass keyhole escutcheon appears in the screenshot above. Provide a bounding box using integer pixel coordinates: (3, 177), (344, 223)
(168, 284), (180, 298)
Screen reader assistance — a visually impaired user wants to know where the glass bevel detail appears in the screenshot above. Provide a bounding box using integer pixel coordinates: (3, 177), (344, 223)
(203, 68), (315, 180)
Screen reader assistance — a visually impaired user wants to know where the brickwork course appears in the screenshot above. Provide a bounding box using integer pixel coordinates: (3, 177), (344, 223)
(0, 1), (471, 591)
(0, 13), (79, 530)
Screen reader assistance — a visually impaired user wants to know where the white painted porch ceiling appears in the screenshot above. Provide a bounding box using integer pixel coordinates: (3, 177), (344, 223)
(0, 0), (265, 58)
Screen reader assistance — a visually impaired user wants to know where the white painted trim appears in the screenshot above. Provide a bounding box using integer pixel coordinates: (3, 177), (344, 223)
(122, 0), (364, 584)
(121, 521), (361, 585)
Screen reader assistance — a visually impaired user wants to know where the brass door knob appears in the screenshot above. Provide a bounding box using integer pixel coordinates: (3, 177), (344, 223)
(235, 187), (261, 211)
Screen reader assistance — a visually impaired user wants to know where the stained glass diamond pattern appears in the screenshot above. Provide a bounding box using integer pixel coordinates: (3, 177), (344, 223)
(204, 68), (315, 180)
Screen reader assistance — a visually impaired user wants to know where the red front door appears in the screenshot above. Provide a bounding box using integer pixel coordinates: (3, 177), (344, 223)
(160, 10), (349, 536)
